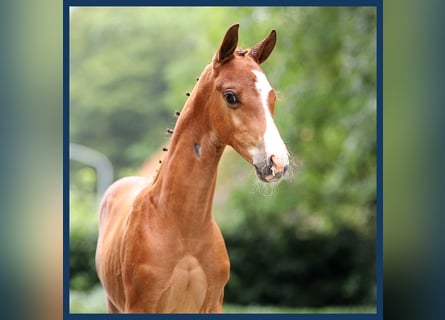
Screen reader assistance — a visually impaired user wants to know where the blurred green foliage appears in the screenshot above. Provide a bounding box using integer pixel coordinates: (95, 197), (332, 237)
(70, 7), (376, 310)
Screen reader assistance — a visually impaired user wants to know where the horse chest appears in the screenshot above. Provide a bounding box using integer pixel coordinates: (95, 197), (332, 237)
(155, 255), (210, 312)
(122, 220), (229, 312)
(149, 228), (230, 291)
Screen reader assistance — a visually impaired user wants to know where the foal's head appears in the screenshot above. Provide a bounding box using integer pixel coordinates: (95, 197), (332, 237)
(208, 24), (289, 183)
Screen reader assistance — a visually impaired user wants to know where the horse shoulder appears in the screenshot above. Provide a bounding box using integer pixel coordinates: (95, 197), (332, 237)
(96, 176), (153, 311)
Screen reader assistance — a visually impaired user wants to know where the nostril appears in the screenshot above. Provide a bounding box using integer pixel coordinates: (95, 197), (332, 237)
(269, 155), (277, 166)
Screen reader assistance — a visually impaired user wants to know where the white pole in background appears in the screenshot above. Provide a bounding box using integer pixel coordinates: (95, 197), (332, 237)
(69, 143), (113, 204)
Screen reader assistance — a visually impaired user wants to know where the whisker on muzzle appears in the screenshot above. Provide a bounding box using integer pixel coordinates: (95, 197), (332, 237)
(282, 150), (300, 182)
(253, 176), (280, 197)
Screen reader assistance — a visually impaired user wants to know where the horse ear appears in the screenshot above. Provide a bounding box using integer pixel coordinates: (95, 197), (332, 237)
(215, 23), (239, 64)
(248, 29), (277, 64)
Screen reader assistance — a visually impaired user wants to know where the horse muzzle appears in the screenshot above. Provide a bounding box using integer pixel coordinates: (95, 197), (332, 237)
(254, 155), (289, 183)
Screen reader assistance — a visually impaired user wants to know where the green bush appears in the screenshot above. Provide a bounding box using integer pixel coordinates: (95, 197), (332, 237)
(69, 166), (100, 291)
(224, 215), (375, 307)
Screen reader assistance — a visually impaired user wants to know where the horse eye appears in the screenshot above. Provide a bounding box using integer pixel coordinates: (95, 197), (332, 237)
(223, 91), (239, 106)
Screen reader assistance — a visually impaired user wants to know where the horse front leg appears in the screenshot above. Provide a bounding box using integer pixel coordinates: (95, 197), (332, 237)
(209, 291), (225, 313)
(106, 298), (120, 313)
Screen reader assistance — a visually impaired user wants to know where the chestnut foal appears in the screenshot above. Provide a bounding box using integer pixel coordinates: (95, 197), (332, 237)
(95, 24), (289, 313)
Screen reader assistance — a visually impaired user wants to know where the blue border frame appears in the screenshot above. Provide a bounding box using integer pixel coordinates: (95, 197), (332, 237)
(63, 1), (383, 319)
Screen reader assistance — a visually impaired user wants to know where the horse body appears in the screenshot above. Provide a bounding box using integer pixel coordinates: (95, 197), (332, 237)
(95, 24), (289, 313)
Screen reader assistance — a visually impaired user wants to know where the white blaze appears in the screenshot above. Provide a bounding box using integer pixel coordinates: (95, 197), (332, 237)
(251, 70), (289, 167)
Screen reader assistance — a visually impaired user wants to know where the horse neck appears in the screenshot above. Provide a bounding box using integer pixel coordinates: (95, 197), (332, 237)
(149, 66), (225, 234)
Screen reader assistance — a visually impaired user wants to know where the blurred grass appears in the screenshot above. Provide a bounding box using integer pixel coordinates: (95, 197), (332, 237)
(70, 286), (375, 314)
(224, 304), (376, 313)
(70, 285), (106, 313)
